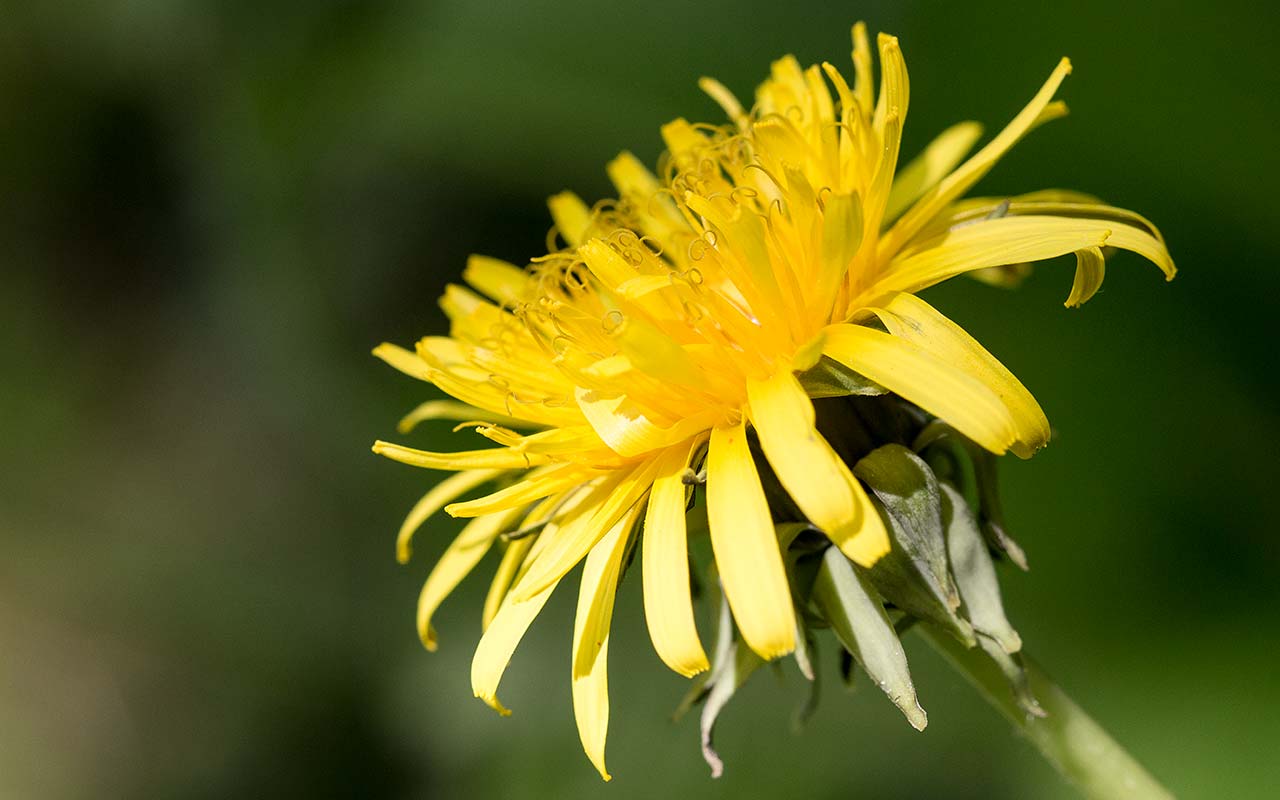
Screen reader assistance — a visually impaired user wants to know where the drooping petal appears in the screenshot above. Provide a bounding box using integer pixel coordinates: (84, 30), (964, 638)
(417, 507), (523, 651)
(747, 369), (889, 565)
(1065, 246), (1106, 308)
(471, 574), (560, 715)
(642, 436), (711, 677)
(873, 216), (1111, 299)
(866, 292), (1050, 458)
(822, 324), (1017, 454)
(470, 488), (595, 713)
(914, 197), (1176, 283)
(396, 468), (505, 563)
(571, 503), (643, 782)
(706, 422), (795, 660)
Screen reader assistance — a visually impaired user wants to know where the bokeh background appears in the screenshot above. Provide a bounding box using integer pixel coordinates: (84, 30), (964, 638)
(4, 1), (1278, 798)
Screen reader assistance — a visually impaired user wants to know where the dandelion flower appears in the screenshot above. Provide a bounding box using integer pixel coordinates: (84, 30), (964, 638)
(372, 23), (1174, 780)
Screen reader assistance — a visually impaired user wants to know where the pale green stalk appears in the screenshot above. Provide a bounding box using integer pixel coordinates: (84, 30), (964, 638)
(921, 627), (1175, 800)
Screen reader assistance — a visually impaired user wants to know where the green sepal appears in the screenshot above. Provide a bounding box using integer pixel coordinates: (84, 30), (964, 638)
(941, 483), (1023, 654)
(976, 633), (1046, 719)
(854, 444), (976, 646)
(791, 631), (822, 733)
(699, 596), (764, 778)
(776, 522), (822, 681)
(913, 421), (1029, 570)
(838, 648), (857, 689)
(797, 355), (888, 398)
(811, 546), (928, 730)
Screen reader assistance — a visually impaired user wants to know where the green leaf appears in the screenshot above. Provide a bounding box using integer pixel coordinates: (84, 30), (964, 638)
(941, 483), (1022, 654)
(854, 444), (975, 646)
(812, 546), (927, 730)
(797, 355), (888, 398)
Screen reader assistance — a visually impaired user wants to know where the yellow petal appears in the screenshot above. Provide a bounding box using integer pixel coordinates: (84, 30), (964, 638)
(372, 440), (552, 471)
(605, 152), (688, 250)
(578, 237), (638, 289)
(747, 370), (889, 565)
(437, 286), (512, 343)
(850, 22), (874, 114)
(396, 400), (532, 434)
(510, 458), (659, 600)
(396, 468), (505, 563)
(372, 342), (431, 381)
(883, 58), (1072, 257)
(481, 492), (569, 629)
(683, 193), (788, 318)
(416, 508), (521, 651)
(483, 535), (534, 632)
(660, 118), (711, 161)
(815, 192), (864, 317)
(446, 464), (598, 518)
(706, 422), (795, 660)
(611, 315), (709, 390)
(463, 255), (527, 306)
(822, 324), (1017, 454)
(642, 437), (711, 677)
(606, 151), (661, 200)
(867, 293), (1050, 458)
(548, 191), (592, 247)
(916, 197), (1175, 281)
(876, 216), (1111, 298)
(885, 121), (983, 223)
(698, 76), (746, 125)
(1065, 246), (1106, 308)
(872, 33), (909, 140)
(575, 386), (721, 458)
(470, 572), (560, 715)
(571, 503), (643, 782)
(469, 486), (597, 713)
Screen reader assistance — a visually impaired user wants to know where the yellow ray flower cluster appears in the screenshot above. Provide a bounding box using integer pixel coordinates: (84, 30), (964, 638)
(372, 24), (1173, 780)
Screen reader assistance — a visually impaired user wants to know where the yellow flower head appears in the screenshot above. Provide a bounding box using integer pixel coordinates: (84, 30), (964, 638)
(372, 23), (1173, 780)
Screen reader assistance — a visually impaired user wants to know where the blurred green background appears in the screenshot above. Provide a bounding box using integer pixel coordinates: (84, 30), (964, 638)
(3, 1), (1277, 798)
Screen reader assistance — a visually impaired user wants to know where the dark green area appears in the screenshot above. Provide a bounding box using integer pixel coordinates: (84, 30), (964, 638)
(2, 1), (1276, 797)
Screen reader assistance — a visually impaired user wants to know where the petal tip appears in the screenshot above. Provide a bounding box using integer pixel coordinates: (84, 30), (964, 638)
(906, 703), (929, 731)
(475, 692), (512, 717)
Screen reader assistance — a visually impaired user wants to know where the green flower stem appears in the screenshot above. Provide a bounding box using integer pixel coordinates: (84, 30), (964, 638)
(920, 627), (1175, 800)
